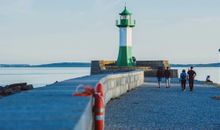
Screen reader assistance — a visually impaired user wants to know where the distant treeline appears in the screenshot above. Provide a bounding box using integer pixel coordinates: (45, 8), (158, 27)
(171, 62), (220, 67)
(0, 62), (91, 67)
(1, 62), (219, 67)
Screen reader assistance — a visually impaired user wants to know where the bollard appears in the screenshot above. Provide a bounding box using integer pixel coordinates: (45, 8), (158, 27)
(96, 83), (104, 97)
(94, 83), (104, 130)
(94, 93), (104, 130)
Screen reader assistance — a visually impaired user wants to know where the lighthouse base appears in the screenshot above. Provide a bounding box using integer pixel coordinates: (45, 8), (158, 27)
(117, 46), (133, 66)
(90, 60), (178, 78)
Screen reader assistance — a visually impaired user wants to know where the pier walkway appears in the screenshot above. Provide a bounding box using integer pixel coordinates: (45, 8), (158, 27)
(105, 78), (220, 130)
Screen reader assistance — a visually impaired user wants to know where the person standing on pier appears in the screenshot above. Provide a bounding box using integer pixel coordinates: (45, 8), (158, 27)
(156, 67), (163, 88)
(164, 67), (171, 88)
(187, 66), (196, 91)
(180, 69), (187, 91)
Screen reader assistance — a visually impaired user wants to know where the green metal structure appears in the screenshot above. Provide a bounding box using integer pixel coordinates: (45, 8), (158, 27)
(116, 7), (136, 66)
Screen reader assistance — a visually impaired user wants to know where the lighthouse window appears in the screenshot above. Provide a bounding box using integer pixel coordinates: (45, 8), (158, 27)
(121, 16), (126, 19)
(121, 15), (130, 19)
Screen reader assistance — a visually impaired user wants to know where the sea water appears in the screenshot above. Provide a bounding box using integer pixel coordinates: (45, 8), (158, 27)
(173, 67), (220, 84)
(0, 67), (90, 88)
(0, 67), (219, 88)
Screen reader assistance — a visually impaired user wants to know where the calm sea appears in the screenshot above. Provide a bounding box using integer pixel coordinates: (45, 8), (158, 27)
(0, 67), (219, 88)
(0, 67), (90, 88)
(173, 67), (220, 84)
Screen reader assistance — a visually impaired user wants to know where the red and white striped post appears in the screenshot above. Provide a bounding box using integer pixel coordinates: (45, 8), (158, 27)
(96, 83), (104, 97)
(94, 83), (104, 130)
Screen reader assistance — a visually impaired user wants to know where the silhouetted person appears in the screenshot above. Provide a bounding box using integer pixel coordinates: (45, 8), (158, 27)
(180, 69), (187, 91)
(187, 66), (196, 91)
(164, 67), (171, 88)
(206, 75), (213, 83)
(132, 56), (136, 65)
(156, 67), (163, 88)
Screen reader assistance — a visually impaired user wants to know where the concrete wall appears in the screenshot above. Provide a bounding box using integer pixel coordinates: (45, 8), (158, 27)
(90, 60), (178, 78)
(74, 70), (144, 130)
(90, 60), (116, 75)
(100, 71), (144, 105)
(74, 98), (94, 130)
(136, 60), (169, 69)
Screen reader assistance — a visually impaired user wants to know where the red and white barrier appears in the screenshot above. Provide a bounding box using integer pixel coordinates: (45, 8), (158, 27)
(73, 83), (105, 130)
(94, 83), (105, 130)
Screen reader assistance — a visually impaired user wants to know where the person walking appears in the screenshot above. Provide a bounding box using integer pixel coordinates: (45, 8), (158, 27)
(156, 67), (163, 88)
(164, 67), (171, 88)
(180, 69), (187, 91)
(187, 66), (196, 91)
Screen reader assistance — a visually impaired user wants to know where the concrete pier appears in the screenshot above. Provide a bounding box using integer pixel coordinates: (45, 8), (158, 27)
(0, 75), (103, 130)
(105, 78), (220, 130)
(0, 71), (144, 130)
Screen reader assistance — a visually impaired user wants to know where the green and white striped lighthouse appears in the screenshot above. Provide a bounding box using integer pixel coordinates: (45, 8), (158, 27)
(116, 6), (135, 66)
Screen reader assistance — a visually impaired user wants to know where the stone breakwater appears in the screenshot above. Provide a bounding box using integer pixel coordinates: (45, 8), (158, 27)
(0, 83), (33, 96)
(90, 60), (178, 77)
(0, 70), (144, 130)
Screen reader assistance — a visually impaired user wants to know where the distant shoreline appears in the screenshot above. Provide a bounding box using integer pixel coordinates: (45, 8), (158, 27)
(0, 62), (91, 68)
(171, 63), (220, 67)
(0, 62), (219, 68)
(172, 66), (220, 68)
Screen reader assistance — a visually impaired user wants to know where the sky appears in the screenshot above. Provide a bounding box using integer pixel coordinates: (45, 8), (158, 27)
(0, 0), (219, 64)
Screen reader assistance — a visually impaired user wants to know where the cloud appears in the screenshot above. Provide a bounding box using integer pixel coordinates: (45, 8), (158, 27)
(0, 0), (34, 15)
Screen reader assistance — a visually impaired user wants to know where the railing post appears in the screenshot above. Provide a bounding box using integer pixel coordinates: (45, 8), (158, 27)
(94, 83), (104, 130)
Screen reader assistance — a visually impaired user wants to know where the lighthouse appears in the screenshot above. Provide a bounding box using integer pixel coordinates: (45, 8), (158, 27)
(116, 6), (135, 66)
